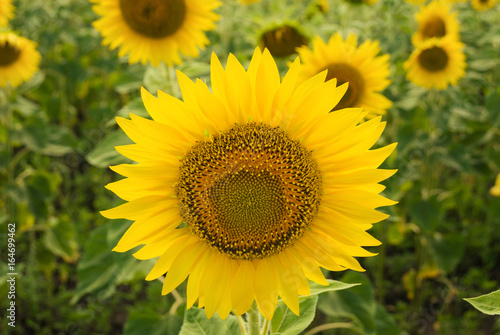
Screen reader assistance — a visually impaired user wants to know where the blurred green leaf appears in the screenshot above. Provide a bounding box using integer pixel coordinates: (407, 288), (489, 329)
(409, 197), (442, 232)
(178, 308), (240, 335)
(427, 232), (465, 274)
(85, 130), (132, 168)
(464, 290), (500, 315)
(124, 311), (183, 335)
(271, 295), (318, 335)
(72, 219), (154, 304)
(318, 272), (400, 335)
(116, 97), (149, 119)
(43, 216), (80, 263)
(13, 123), (77, 156)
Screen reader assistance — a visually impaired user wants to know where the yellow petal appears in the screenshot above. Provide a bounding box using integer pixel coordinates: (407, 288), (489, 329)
(255, 258), (278, 320)
(231, 260), (256, 315)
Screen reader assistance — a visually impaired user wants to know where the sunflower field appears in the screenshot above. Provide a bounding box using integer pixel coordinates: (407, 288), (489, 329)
(1, 0), (500, 334)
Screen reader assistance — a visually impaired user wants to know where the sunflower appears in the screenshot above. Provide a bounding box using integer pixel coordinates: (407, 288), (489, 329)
(237, 0), (261, 4)
(345, 0), (379, 4)
(101, 48), (397, 320)
(0, 32), (41, 88)
(412, 1), (460, 46)
(90, 0), (221, 66)
(404, 37), (465, 90)
(296, 33), (392, 118)
(258, 24), (309, 58)
(0, 0), (15, 27)
(490, 174), (500, 196)
(471, 0), (497, 11)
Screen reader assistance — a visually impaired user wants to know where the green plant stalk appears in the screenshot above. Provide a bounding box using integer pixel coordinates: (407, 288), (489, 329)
(247, 303), (261, 335)
(235, 314), (248, 335)
(260, 318), (270, 335)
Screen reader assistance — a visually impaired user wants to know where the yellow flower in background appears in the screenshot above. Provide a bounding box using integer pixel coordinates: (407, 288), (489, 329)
(316, 0), (329, 12)
(490, 174), (500, 196)
(258, 24), (309, 58)
(345, 0), (379, 4)
(237, 0), (261, 4)
(471, 0), (497, 11)
(90, 0), (221, 66)
(0, 0), (15, 27)
(405, 0), (427, 4)
(0, 32), (41, 88)
(296, 33), (392, 118)
(412, 1), (460, 46)
(101, 48), (397, 320)
(404, 37), (466, 90)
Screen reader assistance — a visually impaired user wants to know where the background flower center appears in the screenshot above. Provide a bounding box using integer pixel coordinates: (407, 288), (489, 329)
(324, 63), (365, 111)
(422, 16), (446, 39)
(260, 26), (308, 58)
(119, 0), (186, 38)
(0, 42), (20, 66)
(176, 123), (322, 260)
(418, 46), (449, 72)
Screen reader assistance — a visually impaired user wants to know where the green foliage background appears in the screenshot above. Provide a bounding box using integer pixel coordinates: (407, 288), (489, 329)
(1, 0), (500, 334)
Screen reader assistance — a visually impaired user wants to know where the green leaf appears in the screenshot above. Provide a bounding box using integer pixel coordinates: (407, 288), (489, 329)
(72, 219), (154, 304)
(318, 273), (401, 335)
(306, 279), (360, 299)
(408, 197), (442, 232)
(116, 97), (149, 119)
(178, 308), (240, 335)
(85, 130), (133, 168)
(318, 272), (377, 334)
(271, 295), (318, 335)
(14, 123), (77, 156)
(464, 290), (500, 315)
(427, 232), (465, 273)
(124, 311), (183, 335)
(43, 216), (80, 263)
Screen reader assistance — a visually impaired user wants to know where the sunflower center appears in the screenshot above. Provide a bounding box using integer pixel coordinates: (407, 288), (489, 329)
(0, 42), (20, 67)
(324, 63), (365, 111)
(421, 16), (446, 39)
(119, 0), (186, 38)
(260, 26), (308, 58)
(176, 123), (322, 260)
(418, 46), (448, 72)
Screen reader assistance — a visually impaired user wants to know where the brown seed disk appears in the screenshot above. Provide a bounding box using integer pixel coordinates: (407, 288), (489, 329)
(119, 0), (186, 39)
(176, 123), (322, 260)
(0, 42), (20, 67)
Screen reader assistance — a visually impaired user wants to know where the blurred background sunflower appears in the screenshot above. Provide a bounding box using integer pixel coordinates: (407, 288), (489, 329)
(296, 33), (392, 118)
(0, 0), (14, 27)
(412, 0), (460, 46)
(90, 0), (221, 66)
(258, 22), (309, 58)
(404, 36), (466, 89)
(0, 32), (40, 88)
(471, 0), (498, 10)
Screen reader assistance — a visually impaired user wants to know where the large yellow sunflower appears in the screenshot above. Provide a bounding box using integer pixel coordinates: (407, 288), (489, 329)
(101, 48), (397, 320)
(90, 0), (221, 66)
(471, 0), (497, 11)
(412, 1), (460, 46)
(0, 0), (15, 27)
(0, 32), (41, 88)
(296, 33), (392, 118)
(404, 37), (466, 90)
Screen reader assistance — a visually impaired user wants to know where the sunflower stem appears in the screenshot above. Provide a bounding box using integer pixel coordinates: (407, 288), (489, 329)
(260, 318), (270, 335)
(247, 302), (261, 335)
(235, 314), (248, 335)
